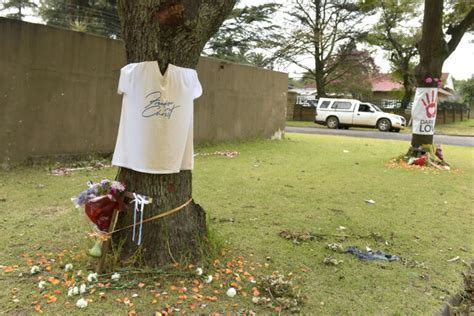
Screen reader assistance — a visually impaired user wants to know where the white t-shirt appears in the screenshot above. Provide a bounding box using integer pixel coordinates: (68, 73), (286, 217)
(112, 61), (202, 174)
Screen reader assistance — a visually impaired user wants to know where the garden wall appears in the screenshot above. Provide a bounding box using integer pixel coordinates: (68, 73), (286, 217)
(0, 18), (288, 165)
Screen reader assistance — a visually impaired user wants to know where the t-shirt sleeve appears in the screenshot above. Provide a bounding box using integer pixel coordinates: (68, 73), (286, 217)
(193, 72), (203, 100)
(117, 64), (135, 95)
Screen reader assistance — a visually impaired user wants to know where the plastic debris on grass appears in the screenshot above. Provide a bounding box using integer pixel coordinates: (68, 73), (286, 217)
(346, 246), (400, 261)
(323, 256), (343, 266)
(279, 230), (318, 245)
(194, 151), (239, 158)
(252, 271), (304, 313)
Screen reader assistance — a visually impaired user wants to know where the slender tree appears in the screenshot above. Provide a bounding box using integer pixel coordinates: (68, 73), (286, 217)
(411, 0), (474, 147)
(278, 0), (376, 97)
(111, 0), (236, 267)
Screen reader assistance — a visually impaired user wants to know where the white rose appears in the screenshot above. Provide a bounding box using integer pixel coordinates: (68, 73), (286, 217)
(111, 273), (120, 281)
(76, 298), (88, 308)
(87, 272), (98, 282)
(226, 287), (237, 298)
(79, 284), (87, 294)
(30, 266), (41, 275)
(72, 286), (79, 296)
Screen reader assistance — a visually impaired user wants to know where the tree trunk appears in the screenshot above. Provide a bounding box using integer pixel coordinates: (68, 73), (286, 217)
(411, 0), (445, 147)
(401, 73), (413, 108)
(314, 0), (326, 98)
(111, 0), (236, 267)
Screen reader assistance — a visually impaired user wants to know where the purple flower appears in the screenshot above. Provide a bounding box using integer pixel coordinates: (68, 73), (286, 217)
(425, 77), (433, 84)
(111, 181), (125, 192)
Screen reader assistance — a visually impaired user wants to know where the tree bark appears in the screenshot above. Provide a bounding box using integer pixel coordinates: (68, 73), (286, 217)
(411, 0), (445, 147)
(111, 0), (236, 267)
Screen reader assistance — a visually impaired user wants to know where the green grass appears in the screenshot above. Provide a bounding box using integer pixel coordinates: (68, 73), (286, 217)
(435, 119), (474, 136)
(0, 134), (473, 314)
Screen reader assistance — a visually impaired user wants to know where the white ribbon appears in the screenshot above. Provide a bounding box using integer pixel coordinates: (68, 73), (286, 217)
(130, 193), (151, 245)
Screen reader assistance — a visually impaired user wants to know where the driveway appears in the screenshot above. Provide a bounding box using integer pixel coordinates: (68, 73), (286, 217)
(285, 126), (474, 147)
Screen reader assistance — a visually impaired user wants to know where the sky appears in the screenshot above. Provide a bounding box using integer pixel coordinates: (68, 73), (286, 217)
(240, 0), (474, 80)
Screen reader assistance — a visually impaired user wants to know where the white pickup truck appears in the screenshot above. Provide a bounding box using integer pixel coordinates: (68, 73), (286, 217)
(314, 98), (406, 132)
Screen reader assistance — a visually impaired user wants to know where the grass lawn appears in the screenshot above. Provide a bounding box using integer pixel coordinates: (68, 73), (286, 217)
(0, 134), (473, 314)
(435, 119), (474, 136)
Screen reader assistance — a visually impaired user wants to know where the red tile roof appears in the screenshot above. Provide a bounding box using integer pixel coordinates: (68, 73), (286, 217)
(370, 74), (403, 92)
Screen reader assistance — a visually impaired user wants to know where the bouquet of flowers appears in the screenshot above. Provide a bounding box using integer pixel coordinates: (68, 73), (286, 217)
(72, 180), (125, 232)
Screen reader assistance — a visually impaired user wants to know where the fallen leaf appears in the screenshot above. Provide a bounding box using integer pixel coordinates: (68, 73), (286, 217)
(206, 296), (218, 301)
(48, 277), (60, 285)
(34, 304), (42, 313)
(2, 266), (17, 273)
(138, 282), (145, 288)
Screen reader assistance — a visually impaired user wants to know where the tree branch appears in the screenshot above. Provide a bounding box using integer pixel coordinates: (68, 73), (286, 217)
(447, 8), (474, 56)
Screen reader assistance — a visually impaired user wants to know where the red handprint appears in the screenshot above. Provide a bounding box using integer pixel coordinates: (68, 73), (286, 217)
(421, 90), (437, 118)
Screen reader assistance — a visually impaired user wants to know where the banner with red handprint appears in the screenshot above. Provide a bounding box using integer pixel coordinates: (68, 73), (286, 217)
(412, 88), (438, 135)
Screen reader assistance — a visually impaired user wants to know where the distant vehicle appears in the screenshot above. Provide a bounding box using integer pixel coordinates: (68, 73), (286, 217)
(314, 98), (406, 132)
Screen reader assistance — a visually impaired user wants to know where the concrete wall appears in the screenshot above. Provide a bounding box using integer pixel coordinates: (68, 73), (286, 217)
(0, 18), (288, 165)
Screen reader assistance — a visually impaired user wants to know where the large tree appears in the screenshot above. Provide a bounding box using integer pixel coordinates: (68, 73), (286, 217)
(411, 0), (474, 147)
(278, 0), (375, 97)
(110, 0), (236, 267)
(366, 0), (422, 107)
(205, 1), (282, 68)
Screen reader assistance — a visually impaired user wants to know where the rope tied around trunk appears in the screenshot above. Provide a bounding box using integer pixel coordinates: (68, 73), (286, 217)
(104, 197), (193, 238)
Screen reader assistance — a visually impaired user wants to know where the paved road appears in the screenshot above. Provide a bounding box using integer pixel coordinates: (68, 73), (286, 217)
(285, 126), (474, 147)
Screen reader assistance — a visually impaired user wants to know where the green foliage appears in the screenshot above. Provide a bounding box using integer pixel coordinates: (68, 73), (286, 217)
(39, 0), (121, 38)
(205, 2), (282, 68)
(444, 0), (474, 32)
(455, 76), (474, 104)
(278, 0), (377, 96)
(0, 0), (37, 20)
(365, 0), (423, 102)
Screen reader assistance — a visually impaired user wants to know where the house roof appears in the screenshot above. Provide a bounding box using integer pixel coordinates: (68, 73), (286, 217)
(370, 74), (403, 92)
